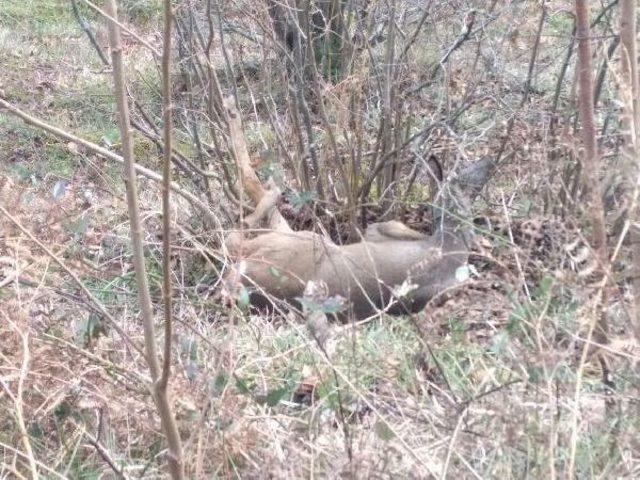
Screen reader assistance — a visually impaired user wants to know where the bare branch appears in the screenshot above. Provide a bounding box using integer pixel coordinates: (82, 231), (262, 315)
(105, 2), (183, 478)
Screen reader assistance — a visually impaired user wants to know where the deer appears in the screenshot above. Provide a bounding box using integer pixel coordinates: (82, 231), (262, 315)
(227, 156), (494, 320)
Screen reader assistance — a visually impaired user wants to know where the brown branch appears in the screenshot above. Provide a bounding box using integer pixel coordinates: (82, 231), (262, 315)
(70, 0), (110, 65)
(105, 0), (159, 377)
(575, 0), (610, 310)
(104, 2), (183, 479)
(619, 0), (640, 340)
(568, 1), (614, 476)
(157, 0), (185, 477)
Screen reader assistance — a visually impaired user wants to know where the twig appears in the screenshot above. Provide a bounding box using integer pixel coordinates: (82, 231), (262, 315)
(398, 1), (433, 61)
(80, 0), (161, 58)
(0, 315), (39, 479)
(77, 423), (128, 479)
(70, 0), (110, 65)
(410, 10), (476, 94)
(0, 442), (67, 480)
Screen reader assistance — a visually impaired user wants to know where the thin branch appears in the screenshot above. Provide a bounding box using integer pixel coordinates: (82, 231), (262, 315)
(105, 4), (183, 480)
(158, 0), (185, 476)
(0, 97), (217, 224)
(2, 317), (39, 479)
(81, 0), (161, 58)
(70, 0), (110, 65)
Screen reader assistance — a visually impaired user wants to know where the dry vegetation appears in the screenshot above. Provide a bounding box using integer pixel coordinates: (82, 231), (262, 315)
(1, 0), (640, 478)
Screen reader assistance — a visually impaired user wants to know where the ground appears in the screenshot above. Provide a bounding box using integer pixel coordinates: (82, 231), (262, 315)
(1, 1), (639, 479)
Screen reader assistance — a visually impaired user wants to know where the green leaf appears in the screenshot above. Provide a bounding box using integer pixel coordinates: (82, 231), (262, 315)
(374, 421), (395, 441)
(533, 276), (553, 300)
(236, 287), (250, 310)
(54, 401), (72, 420)
(286, 191), (316, 212)
(268, 266), (281, 278)
(321, 296), (346, 314)
(212, 373), (229, 393)
(297, 296), (346, 314)
(235, 376), (251, 395)
(28, 422), (44, 439)
(489, 330), (509, 355)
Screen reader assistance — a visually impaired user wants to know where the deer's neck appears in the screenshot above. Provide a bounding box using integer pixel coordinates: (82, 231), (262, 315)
(432, 207), (472, 254)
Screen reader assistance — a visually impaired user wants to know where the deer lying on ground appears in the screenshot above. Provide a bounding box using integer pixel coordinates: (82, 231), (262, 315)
(228, 157), (494, 320)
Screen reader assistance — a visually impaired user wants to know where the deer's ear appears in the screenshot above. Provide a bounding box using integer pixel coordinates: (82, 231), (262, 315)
(427, 155), (444, 183)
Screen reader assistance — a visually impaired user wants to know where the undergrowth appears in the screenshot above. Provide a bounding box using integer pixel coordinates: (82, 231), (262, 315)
(1, 1), (639, 479)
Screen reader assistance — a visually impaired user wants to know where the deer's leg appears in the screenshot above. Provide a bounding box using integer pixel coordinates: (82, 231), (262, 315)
(243, 187), (282, 229)
(364, 221), (426, 242)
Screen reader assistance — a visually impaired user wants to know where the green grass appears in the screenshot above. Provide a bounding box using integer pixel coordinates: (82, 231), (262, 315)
(120, 0), (163, 25)
(0, 0), (76, 36)
(53, 83), (115, 132)
(0, 118), (78, 180)
(546, 10), (575, 37)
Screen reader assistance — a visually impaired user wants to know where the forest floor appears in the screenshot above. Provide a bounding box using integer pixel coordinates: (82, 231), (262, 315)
(1, 1), (639, 479)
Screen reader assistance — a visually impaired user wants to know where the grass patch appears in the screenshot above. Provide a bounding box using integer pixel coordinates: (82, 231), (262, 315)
(53, 82), (115, 133)
(0, 0), (75, 36)
(120, 0), (163, 25)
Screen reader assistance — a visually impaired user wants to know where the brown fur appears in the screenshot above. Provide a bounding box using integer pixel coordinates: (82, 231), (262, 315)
(231, 158), (494, 319)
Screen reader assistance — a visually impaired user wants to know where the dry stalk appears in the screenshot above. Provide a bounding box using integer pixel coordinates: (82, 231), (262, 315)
(0, 442), (66, 480)
(104, 1), (183, 478)
(0, 206), (142, 358)
(0, 315), (38, 479)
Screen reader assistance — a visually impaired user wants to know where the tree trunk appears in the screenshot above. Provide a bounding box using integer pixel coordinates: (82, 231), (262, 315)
(619, 0), (640, 341)
(575, 0), (609, 332)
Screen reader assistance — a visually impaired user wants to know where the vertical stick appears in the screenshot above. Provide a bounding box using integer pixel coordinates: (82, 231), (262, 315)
(567, 2), (613, 477)
(619, 0), (640, 340)
(105, 1), (184, 477)
(574, 0), (609, 334)
(158, 0), (185, 478)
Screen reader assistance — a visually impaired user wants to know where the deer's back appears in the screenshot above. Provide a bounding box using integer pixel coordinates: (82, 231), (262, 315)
(239, 229), (469, 319)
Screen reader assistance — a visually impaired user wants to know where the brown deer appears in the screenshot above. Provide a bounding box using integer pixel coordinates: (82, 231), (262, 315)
(229, 157), (494, 320)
